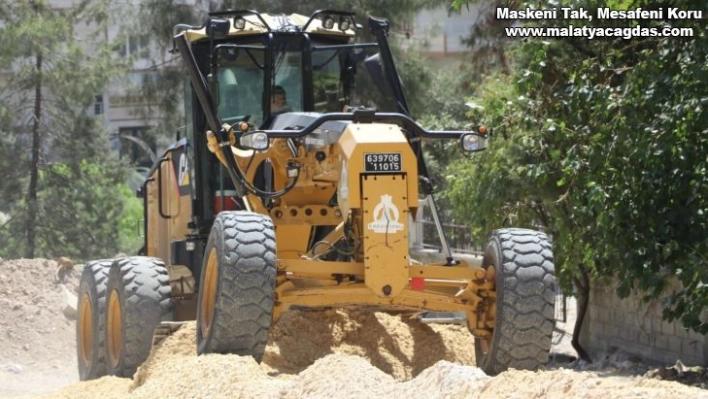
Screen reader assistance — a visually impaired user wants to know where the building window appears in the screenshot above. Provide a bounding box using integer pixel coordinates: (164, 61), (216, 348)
(119, 34), (150, 59)
(94, 95), (104, 115)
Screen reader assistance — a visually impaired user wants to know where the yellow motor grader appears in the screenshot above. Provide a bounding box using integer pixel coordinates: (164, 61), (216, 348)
(76, 9), (555, 380)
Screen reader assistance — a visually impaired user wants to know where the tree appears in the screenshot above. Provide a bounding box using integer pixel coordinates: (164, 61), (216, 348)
(0, 0), (131, 260)
(452, 0), (520, 74)
(446, 0), (708, 340)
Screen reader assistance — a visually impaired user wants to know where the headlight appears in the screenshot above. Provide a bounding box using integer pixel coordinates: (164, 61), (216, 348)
(339, 17), (351, 31)
(239, 131), (270, 151)
(322, 16), (335, 29)
(233, 17), (246, 30)
(460, 133), (487, 152)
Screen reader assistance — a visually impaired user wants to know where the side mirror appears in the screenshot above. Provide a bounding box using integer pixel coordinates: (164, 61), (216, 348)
(364, 53), (393, 99)
(206, 18), (231, 39)
(239, 131), (270, 151)
(460, 133), (488, 152)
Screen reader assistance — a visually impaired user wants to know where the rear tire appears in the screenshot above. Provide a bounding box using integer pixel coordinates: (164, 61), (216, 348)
(475, 228), (556, 375)
(76, 259), (112, 381)
(105, 257), (173, 377)
(196, 211), (276, 362)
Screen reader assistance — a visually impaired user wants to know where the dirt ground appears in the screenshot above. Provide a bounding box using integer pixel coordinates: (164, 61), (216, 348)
(0, 259), (81, 397)
(1, 258), (707, 399)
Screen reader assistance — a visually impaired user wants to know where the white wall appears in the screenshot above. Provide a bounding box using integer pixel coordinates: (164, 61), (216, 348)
(399, 3), (488, 56)
(580, 276), (708, 366)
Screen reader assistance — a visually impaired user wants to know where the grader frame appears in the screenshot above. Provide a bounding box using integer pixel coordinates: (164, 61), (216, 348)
(75, 9), (555, 380)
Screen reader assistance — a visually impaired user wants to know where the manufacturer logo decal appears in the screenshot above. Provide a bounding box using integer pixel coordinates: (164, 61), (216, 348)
(170, 142), (192, 197)
(367, 194), (404, 234)
(178, 153), (190, 187)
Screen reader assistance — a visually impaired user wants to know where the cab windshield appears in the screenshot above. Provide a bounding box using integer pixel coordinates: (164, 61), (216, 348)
(271, 51), (303, 114)
(312, 49), (343, 113)
(216, 48), (265, 126)
(215, 42), (348, 125)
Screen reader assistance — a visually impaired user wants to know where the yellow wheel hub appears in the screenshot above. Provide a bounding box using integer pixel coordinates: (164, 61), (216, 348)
(479, 337), (492, 355)
(478, 263), (497, 356)
(200, 248), (218, 338)
(106, 289), (123, 368)
(78, 293), (93, 367)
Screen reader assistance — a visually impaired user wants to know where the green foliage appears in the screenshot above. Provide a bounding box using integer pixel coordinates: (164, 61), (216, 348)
(0, 0), (131, 260)
(211, 0), (446, 22)
(118, 183), (144, 256)
(447, 0), (708, 332)
(413, 60), (475, 217)
(0, 159), (129, 261)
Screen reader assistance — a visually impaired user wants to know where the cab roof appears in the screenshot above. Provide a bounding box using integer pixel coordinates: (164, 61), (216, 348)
(182, 12), (357, 43)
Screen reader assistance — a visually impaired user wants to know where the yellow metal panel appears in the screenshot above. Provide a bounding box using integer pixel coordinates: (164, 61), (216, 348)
(146, 150), (192, 267)
(147, 158), (174, 263)
(268, 205), (341, 226)
(145, 176), (161, 258)
(278, 259), (364, 275)
(336, 124), (419, 212)
(408, 265), (485, 281)
(168, 154), (191, 249)
(362, 174), (409, 297)
(275, 225), (311, 259)
(276, 284), (477, 312)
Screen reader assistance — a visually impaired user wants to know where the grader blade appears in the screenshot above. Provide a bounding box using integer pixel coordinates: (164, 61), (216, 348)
(418, 312), (467, 325)
(152, 321), (188, 347)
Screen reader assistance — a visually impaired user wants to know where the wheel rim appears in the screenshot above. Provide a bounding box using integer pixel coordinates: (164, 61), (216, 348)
(78, 293), (93, 367)
(479, 262), (497, 357)
(479, 336), (492, 355)
(106, 289), (123, 368)
(200, 248), (218, 338)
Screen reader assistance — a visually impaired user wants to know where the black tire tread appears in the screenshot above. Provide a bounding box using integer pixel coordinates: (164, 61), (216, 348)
(76, 259), (112, 380)
(477, 228), (555, 375)
(106, 256), (172, 377)
(197, 211), (276, 361)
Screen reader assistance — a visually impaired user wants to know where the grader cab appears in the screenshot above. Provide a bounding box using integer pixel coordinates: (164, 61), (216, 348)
(76, 9), (556, 381)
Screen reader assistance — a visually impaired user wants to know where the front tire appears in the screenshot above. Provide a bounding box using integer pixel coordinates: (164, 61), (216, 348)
(76, 259), (112, 381)
(196, 211), (276, 362)
(475, 228), (556, 375)
(105, 257), (173, 377)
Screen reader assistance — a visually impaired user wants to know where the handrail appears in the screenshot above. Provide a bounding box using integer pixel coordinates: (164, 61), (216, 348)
(257, 111), (478, 140)
(156, 157), (172, 219)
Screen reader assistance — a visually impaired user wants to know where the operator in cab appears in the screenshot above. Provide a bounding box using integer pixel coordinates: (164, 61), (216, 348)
(271, 85), (291, 115)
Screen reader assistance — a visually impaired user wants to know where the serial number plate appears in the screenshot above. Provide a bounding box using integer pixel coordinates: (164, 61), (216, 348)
(364, 152), (402, 173)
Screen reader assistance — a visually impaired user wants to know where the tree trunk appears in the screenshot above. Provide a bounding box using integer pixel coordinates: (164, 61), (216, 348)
(571, 264), (592, 362)
(497, 45), (509, 75)
(25, 51), (42, 258)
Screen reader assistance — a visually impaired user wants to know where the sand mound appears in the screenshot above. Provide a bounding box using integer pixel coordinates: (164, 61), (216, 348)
(43, 310), (478, 399)
(128, 307), (476, 394)
(261, 308), (476, 379)
(4, 258), (708, 399)
(479, 368), (708, 399)
(44, 323), (708, 399)
(282, 354), (394, 398)
(34, 377), (132, 399)
(398, 360), (490, 398)
(0, 258), (82, 396)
